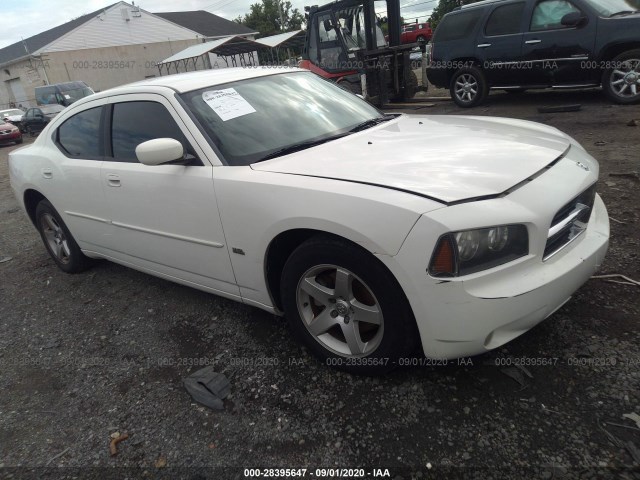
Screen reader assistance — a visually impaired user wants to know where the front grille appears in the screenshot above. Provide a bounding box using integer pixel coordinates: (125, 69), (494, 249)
(543, 183), (597, 260)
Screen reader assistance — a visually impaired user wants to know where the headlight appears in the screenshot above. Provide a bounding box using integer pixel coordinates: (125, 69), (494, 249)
(429, 224), (528, 277)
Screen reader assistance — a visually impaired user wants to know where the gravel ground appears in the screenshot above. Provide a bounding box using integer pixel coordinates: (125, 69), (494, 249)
(0, 88), (639, 480)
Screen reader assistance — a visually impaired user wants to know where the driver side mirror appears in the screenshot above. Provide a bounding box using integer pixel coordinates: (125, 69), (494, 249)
(561, 11), (588, 27)
(136, 138), (185, 166)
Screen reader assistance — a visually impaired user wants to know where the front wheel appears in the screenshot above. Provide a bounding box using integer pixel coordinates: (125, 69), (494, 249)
(450, 66), (488, 108)
(281, 235), (419, 374)
(602, 49), (640, 105)
(35, 200), (93, 273)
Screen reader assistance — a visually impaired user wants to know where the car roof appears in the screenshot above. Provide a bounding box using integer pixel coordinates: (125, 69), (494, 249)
(102, 67), (303, 96)
(458, 0), (510, 10)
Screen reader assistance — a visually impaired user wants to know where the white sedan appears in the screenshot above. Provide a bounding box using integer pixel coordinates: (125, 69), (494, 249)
(8, 68), (609, 374)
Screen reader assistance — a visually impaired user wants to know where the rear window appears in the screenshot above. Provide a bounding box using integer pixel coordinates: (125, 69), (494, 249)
(435, 9), (484, 41)
(485, 3), (526, 36)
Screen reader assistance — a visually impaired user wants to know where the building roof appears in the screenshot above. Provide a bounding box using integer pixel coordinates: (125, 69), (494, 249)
(255, 30), (305, 49)
(158, 36), (266, 65)
(155, 11), (258, 38)
(0, 3), (257, 67)
(0, 3), (118, 66)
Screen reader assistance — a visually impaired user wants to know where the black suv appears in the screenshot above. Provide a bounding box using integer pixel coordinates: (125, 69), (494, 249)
(426, 0), (640, 107)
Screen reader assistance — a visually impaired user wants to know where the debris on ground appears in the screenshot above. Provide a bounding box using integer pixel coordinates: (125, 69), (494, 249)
(609, 171), (640, 181)
(591, 274), (640, 287)
(183, 367), (230, 410)
(0, 256), (12, 264)
(500, 367), (527, 387)
(155, 455), (167, 468)
(628, 119), (638, 127)
(623, 412), (640, 429)
(538, 104), (582, 113)
(109, 433), (129, 456)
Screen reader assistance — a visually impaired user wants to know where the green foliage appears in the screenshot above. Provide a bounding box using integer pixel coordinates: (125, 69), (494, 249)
(238, 0), (305, 37)
(429, 0), (482, 30)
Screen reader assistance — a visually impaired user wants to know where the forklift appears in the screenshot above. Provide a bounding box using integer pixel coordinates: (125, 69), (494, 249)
(299, 0), (429, 107)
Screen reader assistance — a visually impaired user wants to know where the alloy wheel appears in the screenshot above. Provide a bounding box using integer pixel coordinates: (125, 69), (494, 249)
(41, 213), (71, 264)
(609, 59), (640, 98)
(454, 73), (479, 103)
(296, 264), (384, 357)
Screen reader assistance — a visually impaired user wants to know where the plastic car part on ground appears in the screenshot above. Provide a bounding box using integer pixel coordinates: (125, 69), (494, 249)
(183, 367), (230, 410)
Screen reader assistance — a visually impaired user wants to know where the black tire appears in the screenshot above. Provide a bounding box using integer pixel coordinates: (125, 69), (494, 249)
(35, 200), (93, 273)
(602, 49), (640, 105)
(15, 137), (23, 144)
(450, 66), (489, 108)
(416, 35), (426, 43)
(26, 125), (35, 137)
(281, 235), (419, 375)
(391, 70), (418, 102)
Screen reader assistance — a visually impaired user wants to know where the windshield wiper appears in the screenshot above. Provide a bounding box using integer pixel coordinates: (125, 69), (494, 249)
(609, 10), (638, 16)
(256, 134), (350, 162)
(348, 115), (394, 133)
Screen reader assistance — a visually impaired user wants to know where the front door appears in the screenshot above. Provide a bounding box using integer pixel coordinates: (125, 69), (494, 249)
(100, 94), (239, 297)
(521, 0), (596, 85)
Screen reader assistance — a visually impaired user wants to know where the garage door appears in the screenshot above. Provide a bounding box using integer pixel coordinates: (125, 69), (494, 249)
(7, 78), (30, 108)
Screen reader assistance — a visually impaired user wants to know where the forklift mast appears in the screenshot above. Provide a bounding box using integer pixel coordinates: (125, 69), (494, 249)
(301, 0), (427, 107)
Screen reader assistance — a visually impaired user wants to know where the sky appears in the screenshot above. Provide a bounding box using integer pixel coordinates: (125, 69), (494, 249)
(0, 0), (435, 50)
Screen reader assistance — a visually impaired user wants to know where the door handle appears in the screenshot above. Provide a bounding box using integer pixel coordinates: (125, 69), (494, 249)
(106, 174), (121, 187)
(525, 39), (542, 44)
(41, 168), (52, 179)
(477, 43), (492, 48)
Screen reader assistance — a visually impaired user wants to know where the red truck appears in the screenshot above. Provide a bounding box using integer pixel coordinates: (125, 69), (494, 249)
(400, 22), (432, 43)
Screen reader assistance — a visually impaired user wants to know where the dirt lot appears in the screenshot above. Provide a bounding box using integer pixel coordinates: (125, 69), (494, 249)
(0, 88), (639, 479)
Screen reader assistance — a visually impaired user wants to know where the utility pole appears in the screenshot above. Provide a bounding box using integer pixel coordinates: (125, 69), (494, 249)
(276, 0), (286, 31)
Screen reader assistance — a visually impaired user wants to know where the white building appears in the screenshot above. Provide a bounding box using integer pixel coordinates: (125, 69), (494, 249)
(0, 2), (258, 108)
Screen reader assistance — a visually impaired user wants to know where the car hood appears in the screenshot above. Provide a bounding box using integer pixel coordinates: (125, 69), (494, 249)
(251, 115), (571, 204)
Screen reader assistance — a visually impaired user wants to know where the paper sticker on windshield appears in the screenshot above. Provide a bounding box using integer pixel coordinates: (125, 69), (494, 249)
(202, 88), (256, 121)
(64, 94), (71, 99)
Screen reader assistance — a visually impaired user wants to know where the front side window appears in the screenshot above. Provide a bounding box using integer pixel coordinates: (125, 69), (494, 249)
(180, 72), (384, 166)
(485, 3), (526, 36)
(581, 0), (638, 16)
(57, 106), (103, 158)
(531, 0), (581, 30)
(110, 101), (193, 162)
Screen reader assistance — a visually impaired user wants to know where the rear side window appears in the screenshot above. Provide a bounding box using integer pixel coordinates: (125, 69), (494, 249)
(485, 3), (526, 36)
(435, 10), (484, 41)
(57, 106), (103, 158)
(110, 101), (194, 162)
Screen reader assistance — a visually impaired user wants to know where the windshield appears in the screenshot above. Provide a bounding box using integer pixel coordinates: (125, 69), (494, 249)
(582, 0), (638, 15)
(40, 105), (65, 115)
(59, 86), (94, 103)
(180, 71), (385, 165)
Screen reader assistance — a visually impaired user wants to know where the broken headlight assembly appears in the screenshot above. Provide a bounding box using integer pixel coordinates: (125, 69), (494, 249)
(429, 224), (529, 277)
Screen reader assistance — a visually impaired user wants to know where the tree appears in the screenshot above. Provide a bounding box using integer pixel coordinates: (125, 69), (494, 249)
(238, 0), (305, 37)
(429, 0), (481, 30)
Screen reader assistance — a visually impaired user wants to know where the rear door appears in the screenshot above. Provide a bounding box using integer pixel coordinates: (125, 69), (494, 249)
(49, 102), (110, 249)
(100, 94), (239, 297)
(522, 0), (596, 85)
(476, 2), (528, 86)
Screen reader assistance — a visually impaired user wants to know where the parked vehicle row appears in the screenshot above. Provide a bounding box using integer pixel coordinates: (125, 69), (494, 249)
(427, 0), (640, 107)
(0, 121), (23, 146)
(9, 68), (609, 374)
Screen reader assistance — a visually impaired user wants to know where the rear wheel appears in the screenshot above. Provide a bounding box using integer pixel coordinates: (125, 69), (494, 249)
(281, 235), (419, 374)
(15, 137), (23, 144)
(450, 66), (488, 108)
(35, 200), (93, 273)
(602, 49), (640, 105)
(417, 35), (426, 42)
